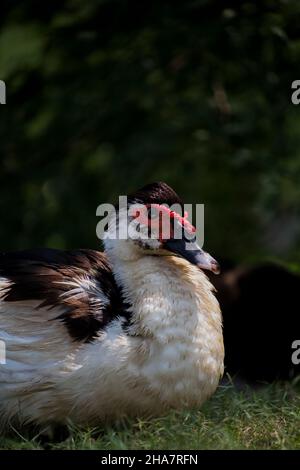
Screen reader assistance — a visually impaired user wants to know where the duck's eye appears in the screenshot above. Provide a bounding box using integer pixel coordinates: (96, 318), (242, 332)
(183, 231), (196, 243)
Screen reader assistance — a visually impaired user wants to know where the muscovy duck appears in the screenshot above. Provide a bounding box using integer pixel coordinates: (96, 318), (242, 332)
(0, 182), (223, 430)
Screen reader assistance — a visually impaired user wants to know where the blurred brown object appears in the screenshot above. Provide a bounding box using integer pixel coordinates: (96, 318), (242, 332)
(208, 261), (300, 383)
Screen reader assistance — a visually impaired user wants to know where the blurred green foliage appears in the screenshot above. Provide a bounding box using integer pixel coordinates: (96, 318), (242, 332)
(1, 0), (300, 263)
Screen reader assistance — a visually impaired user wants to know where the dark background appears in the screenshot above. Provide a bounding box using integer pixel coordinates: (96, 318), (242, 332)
(1, 0), (300, 269)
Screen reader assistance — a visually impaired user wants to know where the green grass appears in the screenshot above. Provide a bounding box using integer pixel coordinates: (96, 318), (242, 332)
(1, 382), (299, 450)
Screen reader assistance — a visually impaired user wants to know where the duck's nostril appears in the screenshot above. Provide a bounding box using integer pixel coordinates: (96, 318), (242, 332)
(211, 260), (221, 275)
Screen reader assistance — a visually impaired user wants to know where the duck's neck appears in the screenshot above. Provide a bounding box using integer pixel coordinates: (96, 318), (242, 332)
(106, 245), (222, 346)
(104, 244), (224, 406)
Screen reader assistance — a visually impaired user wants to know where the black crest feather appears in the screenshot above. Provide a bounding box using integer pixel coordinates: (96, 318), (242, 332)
(128, 182), (183, 208)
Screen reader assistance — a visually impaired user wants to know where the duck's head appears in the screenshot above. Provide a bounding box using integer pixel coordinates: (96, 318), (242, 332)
(104, 181), (220, 274)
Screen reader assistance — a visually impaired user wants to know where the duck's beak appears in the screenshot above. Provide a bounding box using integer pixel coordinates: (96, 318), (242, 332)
(164, 238), (220, 274)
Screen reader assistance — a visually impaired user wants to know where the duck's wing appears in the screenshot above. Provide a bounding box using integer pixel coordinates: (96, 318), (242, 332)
(0, 248), (125, 343)
(0, 248), (127, 421)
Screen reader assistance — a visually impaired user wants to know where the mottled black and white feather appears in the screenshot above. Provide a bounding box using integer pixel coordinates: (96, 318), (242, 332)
(0, 248), (127, 342)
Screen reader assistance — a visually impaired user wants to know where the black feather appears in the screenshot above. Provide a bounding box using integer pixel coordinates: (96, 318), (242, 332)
(127, 182), (183, 209)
